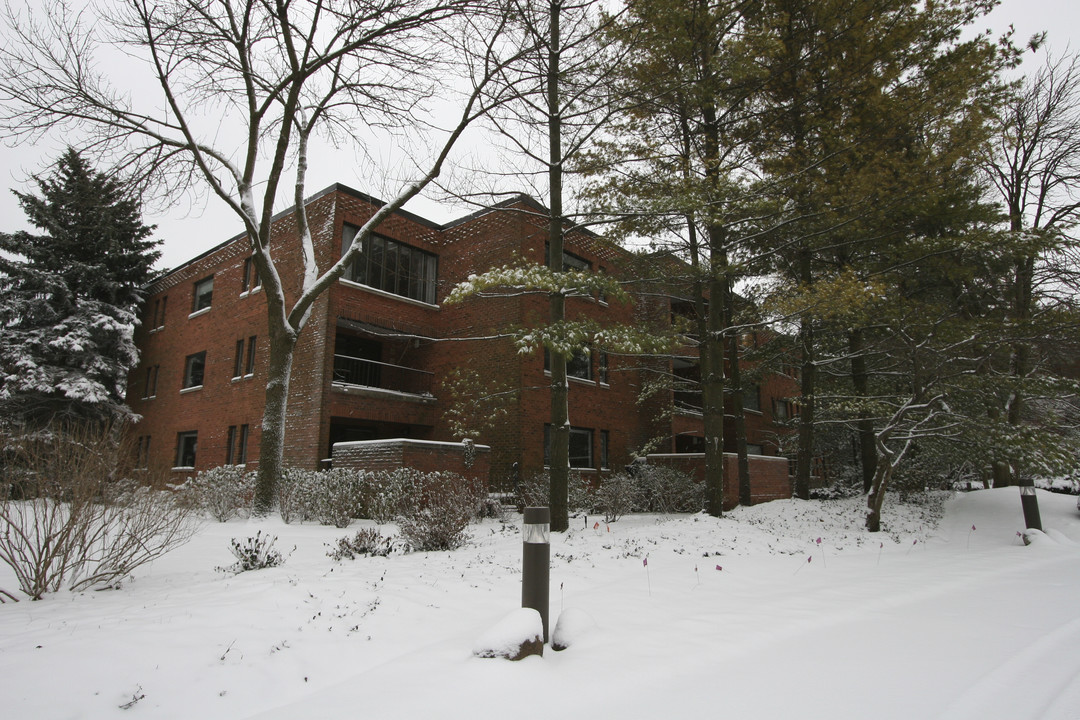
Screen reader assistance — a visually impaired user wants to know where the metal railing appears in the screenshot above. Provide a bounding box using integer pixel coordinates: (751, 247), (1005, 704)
(332, 354), (433, 396)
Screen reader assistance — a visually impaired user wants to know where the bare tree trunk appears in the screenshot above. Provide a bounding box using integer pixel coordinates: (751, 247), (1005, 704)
(546, 0), (570, 533)
(724, 275), (751, 506)
(253, 321), (298, 514)
(794, 315), (816, 499)
(849, 327), (877, 493)
(702, 272), (726, 516)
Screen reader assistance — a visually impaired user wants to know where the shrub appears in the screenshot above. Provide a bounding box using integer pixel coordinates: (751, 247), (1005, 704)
(276, 467), (310, 524)
(595, 473), (639, 522)
(363, 468), (424, 524)
(219, 531), (286, 573)
(516, 471), (594, 513)
(0, 422), (201, 600)
(301, 468), (365, 528)
(397, 471), (483, 551)
(633, 465), (703, 513)
(327, 527), (404, 560)
(178, 465), (256, 522)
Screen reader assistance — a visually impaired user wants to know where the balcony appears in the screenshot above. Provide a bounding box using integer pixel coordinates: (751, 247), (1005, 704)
(332, 354), (434, 397)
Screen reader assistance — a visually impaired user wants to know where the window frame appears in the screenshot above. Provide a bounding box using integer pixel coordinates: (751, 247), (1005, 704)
(544, 424), (595, 469)
(192, 276), (214, 313)
(342, 224), (438, 305)
(241, 256), (262, 293)
(142, 364), (158, 399)
(245, 335), (257, 376)
(544, 347), (592, 381)
(175, 431), (198, 469)
(183, 351), (206, 389)
(232, 339), (244, 379)
(225, 424), (249, 465)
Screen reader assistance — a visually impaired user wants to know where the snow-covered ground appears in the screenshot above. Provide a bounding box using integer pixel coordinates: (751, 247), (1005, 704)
(2, 488), (1078, 720)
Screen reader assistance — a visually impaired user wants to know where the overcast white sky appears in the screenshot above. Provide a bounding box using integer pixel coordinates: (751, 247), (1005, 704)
(1, 0), (1077, 272)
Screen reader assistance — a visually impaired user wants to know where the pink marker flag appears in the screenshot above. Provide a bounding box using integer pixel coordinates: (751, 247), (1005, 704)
(593, 522), (600, 530)
(643, 557), (648, 567)
(715, 565), (722, 571)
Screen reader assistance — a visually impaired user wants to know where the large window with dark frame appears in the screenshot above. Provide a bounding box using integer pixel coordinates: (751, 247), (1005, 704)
(544, 425), (594, 469)
(341, 224), (438, 304)
(544, 347), (591, 381)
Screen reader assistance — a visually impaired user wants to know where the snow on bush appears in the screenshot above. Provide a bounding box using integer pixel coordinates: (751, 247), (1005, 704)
(303, 469), (366, 528)
(0, 422), (201, 600)
(326, 527), (405, 560)
(275, 468), (365, 527)
(396, 471), (484, 551)
(177, 465), (256, 522)
(218, 531), (288, 573)
(631, 465), (703, 513)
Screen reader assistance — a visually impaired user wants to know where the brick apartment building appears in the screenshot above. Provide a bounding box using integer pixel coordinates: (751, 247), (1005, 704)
(127, 184), (797, 497)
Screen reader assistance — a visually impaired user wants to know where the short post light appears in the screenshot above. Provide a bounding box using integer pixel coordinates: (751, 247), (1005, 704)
(1019, 476), (1043, 532)
(522, 506), (550, 642)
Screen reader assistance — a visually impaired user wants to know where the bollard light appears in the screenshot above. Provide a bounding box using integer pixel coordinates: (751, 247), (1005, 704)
(522, 506), (550, 643)
(1019, 479), (1043, 531)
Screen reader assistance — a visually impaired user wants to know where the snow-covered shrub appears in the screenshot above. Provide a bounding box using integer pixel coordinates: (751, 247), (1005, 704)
(178, 465), (256, 522)
(301, 468), (366, 528)
(397, 472), (484, 551)
(276, 467), (310, 524)
(632, 465), (702, 513)
(0, 422), (201, 600)
(327, 527), (404, 560)
(476, 494), (509, 521)
(363, 468), (424, 524)
(595, 473), (638, 522)
(516, 471), (594, 513)
(219, 531), (286, 573)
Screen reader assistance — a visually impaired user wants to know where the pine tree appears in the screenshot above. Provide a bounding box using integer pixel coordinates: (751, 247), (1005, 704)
(0, 149), (160, 428)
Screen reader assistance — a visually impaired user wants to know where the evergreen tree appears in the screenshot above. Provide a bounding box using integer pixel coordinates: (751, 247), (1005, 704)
(0, 149), (160, 428)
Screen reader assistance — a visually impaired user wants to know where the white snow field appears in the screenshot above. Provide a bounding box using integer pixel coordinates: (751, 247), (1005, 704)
(1, 488), (1078, 720)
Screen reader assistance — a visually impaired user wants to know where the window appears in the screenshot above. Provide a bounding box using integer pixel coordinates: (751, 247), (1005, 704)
(226, 424), (249, 465)
(192, 276), (214, 313)
(233, 339), (245, 379)
(234, 337), (257, 378)
(544, 425), (594, 468)
(148, 296), (167, 330)
(183, 351), (206, 389)
(135, 435), (151, 468)
(241, 257), (262, 292)
(544, 347), (591, 380)
(742, 384), (761, 412)
(598, 351), (609, 384)
(746, 444), (764, 456)
(600, 430), (610, 469)
(142, 364), (159, 399)
(175, 431), (197, 468)
(773, 398), (791, 421)
(545, 243), (592, 272)
(342, 224), (438, 304)
(245, 335), (257, 375)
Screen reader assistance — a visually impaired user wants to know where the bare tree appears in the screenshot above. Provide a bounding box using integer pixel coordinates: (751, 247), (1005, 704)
(0, 0), (528, 512)
(981, 49), (1080, 530)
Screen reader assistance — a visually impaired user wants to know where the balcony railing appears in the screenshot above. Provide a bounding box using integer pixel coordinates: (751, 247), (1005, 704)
(332, 354), (434, 396)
